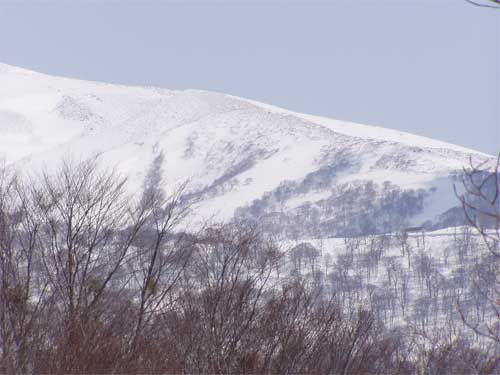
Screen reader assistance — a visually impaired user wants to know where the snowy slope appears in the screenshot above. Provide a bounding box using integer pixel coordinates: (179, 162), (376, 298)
(280, 226), (497, 335)
(0, 62), (494, 231)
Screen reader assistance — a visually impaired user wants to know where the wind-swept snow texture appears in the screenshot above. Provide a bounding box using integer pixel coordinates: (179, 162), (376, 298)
(0, 63), (493, 233)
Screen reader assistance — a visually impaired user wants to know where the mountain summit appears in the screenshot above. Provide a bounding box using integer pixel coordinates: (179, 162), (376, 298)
(0, 63), (492, 235)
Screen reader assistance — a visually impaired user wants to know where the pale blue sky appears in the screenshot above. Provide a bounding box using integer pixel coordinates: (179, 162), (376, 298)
(0, 0), (498, 154)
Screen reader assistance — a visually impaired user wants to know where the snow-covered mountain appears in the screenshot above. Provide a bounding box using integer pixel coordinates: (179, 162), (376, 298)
(0, 62), (493, 235)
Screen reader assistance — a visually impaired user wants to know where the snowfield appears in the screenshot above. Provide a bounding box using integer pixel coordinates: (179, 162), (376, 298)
(2, 61), (499, 349)
(0, 62), (494, 229)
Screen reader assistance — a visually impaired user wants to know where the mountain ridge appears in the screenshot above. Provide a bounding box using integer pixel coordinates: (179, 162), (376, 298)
(0, 62), (493, 233)
(1, 61), (490, 156)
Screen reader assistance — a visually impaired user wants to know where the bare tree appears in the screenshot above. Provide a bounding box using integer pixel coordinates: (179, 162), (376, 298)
(26, 159), (147, 372)
(127, 152), (192, 354)
(456, 154), (500, 343)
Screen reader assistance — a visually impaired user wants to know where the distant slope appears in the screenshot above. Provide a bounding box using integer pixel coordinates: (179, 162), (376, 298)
(0, 62), (493, 234)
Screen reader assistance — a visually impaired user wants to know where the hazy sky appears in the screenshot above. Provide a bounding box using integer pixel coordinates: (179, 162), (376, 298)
(0, 0), (498, 154)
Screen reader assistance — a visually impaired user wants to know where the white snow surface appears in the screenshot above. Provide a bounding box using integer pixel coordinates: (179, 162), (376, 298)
(0, 62), (494, 225)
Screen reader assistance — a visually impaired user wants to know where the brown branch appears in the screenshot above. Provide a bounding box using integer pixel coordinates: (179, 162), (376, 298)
(466, 0), (500, 8)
